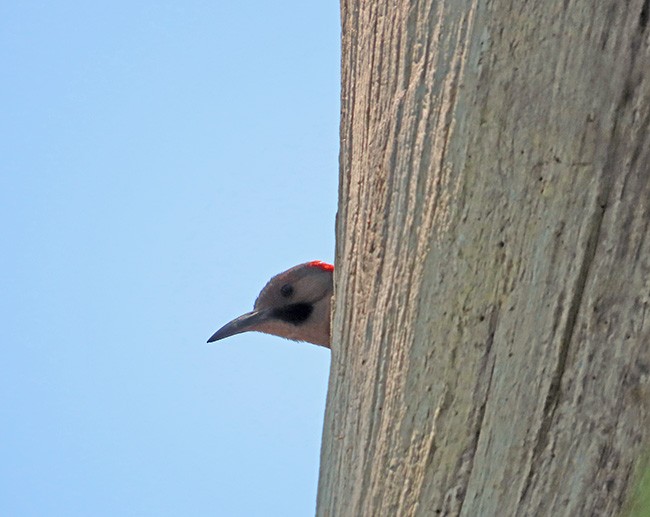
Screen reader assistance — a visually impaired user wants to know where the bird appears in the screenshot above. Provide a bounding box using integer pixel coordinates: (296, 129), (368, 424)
(207, 261), (334, 348)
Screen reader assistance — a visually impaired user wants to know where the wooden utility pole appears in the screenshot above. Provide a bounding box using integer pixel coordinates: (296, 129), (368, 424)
(317, 0), (650, 515)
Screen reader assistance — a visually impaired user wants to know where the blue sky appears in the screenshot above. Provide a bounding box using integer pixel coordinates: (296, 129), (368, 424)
(1, 2), (339, 515)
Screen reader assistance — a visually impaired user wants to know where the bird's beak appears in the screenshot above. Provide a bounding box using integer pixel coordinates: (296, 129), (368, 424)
(207, 308), (272, 343)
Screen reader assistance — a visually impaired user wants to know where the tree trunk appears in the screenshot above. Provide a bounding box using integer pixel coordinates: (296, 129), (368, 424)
(317, 0), (650, 515)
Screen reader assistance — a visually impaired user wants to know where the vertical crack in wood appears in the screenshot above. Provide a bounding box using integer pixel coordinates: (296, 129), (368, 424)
(457, 305), (500, 515)
(515, 41), (641, 503)
(639, 0), (649, 29)
(518, 180), (611, 509)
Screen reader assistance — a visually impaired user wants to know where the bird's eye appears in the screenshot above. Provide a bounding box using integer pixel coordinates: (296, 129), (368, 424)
(280, 283), (294, 298)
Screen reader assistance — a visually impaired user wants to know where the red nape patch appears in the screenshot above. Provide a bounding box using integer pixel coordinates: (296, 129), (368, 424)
(307, 260), (334, 272)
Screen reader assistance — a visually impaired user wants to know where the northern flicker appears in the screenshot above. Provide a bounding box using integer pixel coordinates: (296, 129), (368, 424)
(207, 261), (334, 348)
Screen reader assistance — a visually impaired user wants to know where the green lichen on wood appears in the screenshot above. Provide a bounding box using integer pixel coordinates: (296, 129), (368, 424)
(625, 452), (650, 517)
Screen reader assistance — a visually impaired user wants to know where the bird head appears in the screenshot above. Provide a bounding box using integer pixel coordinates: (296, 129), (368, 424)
(207, 261), (334, 347)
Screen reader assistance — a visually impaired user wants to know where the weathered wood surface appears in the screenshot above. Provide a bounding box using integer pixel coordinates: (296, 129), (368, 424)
(317, 0), (650, 515)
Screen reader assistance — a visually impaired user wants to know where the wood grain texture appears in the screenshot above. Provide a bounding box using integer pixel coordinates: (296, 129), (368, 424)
(317, 0), (650, 515)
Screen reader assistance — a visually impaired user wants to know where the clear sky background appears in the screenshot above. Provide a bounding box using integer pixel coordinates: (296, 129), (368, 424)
(1, 2), (339, 516)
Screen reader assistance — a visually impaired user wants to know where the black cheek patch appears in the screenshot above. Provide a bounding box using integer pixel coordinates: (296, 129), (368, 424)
(273, 303), (313, 325)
